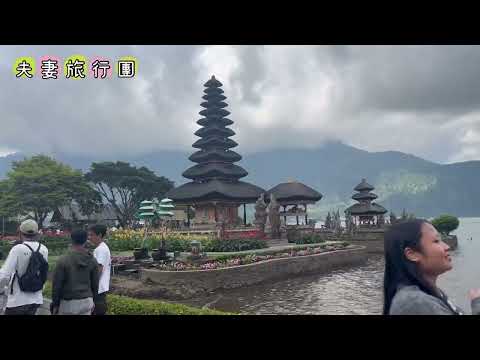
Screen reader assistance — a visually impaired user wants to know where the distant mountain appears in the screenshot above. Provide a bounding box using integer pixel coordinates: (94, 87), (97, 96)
(1, 142), (479, 218)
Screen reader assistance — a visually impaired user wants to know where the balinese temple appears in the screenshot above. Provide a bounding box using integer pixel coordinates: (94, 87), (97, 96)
(345, 178), (387, 226)
(166, 76), (265, 227)
(266, 180), (322, 225)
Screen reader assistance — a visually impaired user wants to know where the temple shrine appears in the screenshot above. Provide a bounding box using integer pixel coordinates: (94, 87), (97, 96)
(345, 178), (387, 227)
(166, 76), (265, 227)
(266, 180), (323, 225)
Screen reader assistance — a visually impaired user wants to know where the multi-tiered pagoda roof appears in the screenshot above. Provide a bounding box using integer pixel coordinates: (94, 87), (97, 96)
(345, 179), (387, 215)
(266, 181), (322, 204)
(167, 76), (265, 204)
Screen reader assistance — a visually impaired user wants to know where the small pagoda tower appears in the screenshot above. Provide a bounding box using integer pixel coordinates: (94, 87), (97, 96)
(138, 200), (156, 220)
(345, 179), (387, 226)
(166, 76), (265, 227)
(157, 198), (174, 217)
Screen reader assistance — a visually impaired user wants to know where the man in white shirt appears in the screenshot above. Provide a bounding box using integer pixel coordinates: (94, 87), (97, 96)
(0, 219), (48, 315)
(88, 224), (111, 315)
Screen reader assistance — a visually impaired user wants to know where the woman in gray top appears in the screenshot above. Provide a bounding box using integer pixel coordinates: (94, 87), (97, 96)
(383, 219), (480, 315)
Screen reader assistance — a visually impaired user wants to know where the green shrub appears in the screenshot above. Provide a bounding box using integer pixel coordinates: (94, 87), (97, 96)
(431, 215), (460, 235)
(107, 294), (229, 315)
(40, 237), (71, 255)
(295, 234), (326, 245)
(1, 220), (20, 235)
(106, 236), (267, 253)
(164, 238), (191, 252)
(107, 230), (215, 252)
(0, 243), (9, 259)
(0, 236), (72, 257)
(43, 281), (52, 297)
(42, 281), (230, 315)
(202, 238), (268, 252)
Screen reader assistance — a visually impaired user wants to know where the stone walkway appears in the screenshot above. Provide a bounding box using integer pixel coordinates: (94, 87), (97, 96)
(36, 299), (51, 315)
(0, 298), (51, 315)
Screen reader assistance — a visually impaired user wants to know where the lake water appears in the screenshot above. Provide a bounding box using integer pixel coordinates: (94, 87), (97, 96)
(185, 218), (480, 314)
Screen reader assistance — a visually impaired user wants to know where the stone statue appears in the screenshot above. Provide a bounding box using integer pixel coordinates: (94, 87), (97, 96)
(325, 212), (332, 229)
(253, 193), (268, 233)
(345, 212), (353, 234)
(216, 217), (226, 240)
(267, 193), (281, 238)
(389, 211), (397, 225)
(333, 210), (342, 234)
(377, 214), (385, 228)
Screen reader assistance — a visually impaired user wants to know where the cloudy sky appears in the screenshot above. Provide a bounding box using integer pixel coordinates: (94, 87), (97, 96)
(1, 45), (479, 163)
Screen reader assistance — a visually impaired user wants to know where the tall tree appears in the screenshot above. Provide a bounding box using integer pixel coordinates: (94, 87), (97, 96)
(85, 161), (174, 228)
(0, 155), (101, 228)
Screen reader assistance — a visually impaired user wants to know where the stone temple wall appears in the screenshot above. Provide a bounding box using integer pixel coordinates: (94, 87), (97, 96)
(138, 246), (367, 299)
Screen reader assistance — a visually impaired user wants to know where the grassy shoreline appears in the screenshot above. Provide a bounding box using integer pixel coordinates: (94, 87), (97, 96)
(42, 281), (232, 315)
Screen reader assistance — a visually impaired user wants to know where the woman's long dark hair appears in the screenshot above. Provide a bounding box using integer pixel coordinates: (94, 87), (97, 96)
(383, 219), (445, 315)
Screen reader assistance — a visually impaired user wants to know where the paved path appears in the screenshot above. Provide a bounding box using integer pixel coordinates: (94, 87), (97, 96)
(0, 297), (51, 315)
(36, 299), (51, 315)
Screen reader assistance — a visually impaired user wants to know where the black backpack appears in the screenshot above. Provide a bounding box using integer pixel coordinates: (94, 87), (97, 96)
(11, 243), (49, 294)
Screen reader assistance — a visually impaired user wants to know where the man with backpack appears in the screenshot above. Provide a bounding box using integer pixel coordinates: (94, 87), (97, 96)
(51, 229), (99, 315)
(0, 219), (49, 315)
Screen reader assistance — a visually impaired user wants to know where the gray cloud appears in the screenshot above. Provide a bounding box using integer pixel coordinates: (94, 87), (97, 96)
(0, 45), (479, 163)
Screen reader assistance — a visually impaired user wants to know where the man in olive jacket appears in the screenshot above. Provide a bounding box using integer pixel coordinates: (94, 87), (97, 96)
(51, 229), (100, 315)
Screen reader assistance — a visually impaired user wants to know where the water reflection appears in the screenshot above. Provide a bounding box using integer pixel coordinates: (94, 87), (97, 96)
(183, 256), (385, 315)
(181, 218), (479, 315)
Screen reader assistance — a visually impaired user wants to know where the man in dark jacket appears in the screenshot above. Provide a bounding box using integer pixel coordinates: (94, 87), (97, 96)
(51, 229), (100, 315)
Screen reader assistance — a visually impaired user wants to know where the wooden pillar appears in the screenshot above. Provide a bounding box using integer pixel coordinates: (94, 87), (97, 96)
(243, 204), (247, 226)
(186, 205), (190, 228)
(305, 204), (308, 225)
(283, 205), (287, 224)
(214, 203), (218, 222)
(296, 215), (299, 225)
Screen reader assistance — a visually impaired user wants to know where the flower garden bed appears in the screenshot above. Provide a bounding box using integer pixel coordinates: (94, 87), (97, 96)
(111, 243), (367, 300)
(112, 242), (351, 273)
(107, 229), (267, 252)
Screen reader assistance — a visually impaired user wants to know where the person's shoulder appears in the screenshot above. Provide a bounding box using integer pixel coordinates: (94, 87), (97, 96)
(393, 285), (427, 300)
(89, 254), (100, 266)
(28, 241), (49, 255)
(390, 285), (451, 315)
(395, 285), (440, 302)
(7, 243), (23, 256)
(55, 253), (70, 267)
(103, 241), (111, 253)
(98, 242), (110, 253)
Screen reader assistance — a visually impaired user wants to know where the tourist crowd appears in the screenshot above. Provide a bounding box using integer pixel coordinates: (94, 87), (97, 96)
(0, 220), (111, 315)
